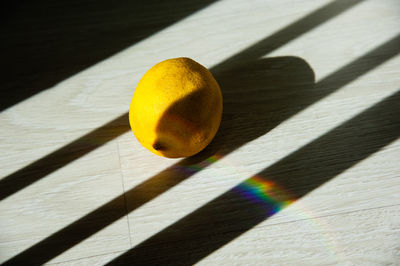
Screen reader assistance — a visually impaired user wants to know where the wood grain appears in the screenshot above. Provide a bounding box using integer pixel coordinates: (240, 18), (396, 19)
(1, 0), (399, 264)
(198, 205), (400, 265)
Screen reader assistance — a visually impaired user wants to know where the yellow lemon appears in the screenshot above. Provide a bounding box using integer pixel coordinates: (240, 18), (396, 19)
(129, 57), (223, 158)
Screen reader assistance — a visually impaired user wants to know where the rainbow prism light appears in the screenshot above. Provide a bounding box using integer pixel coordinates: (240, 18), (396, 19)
(178, 152), (294, 216)
(234, 175), (294, 215)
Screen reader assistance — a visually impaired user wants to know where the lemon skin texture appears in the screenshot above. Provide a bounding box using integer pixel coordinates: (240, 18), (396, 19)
(129, 57), (223, 158)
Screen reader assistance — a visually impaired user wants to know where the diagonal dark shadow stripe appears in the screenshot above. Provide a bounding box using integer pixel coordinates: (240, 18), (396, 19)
(4, 33), (399, 265)
(1, 0), (217, 111)
(2, 0), (396, 262)
(0, 113), (129, 201)
(107, 90), (400, 265)
(0, 0), (365, 201)
(212, 0), (363, 71)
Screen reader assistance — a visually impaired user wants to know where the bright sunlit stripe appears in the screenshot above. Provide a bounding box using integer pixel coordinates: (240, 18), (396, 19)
(170, 150), (345, 259)
(0, 0), (363, 180)
(265, 0), (400, 82)
(2, 0), (399, 264)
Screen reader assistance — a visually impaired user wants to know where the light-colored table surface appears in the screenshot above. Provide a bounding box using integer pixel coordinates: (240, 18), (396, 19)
(1, 0), (400, 264)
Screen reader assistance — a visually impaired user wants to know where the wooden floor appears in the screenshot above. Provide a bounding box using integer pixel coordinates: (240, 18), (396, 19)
(1, 0), (399, 265)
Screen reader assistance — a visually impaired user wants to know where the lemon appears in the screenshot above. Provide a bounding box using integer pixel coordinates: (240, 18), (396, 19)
(129, 57), (223, 158)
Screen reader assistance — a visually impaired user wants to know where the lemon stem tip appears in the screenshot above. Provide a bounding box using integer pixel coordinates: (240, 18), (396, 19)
(153, 142), (165, 151)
